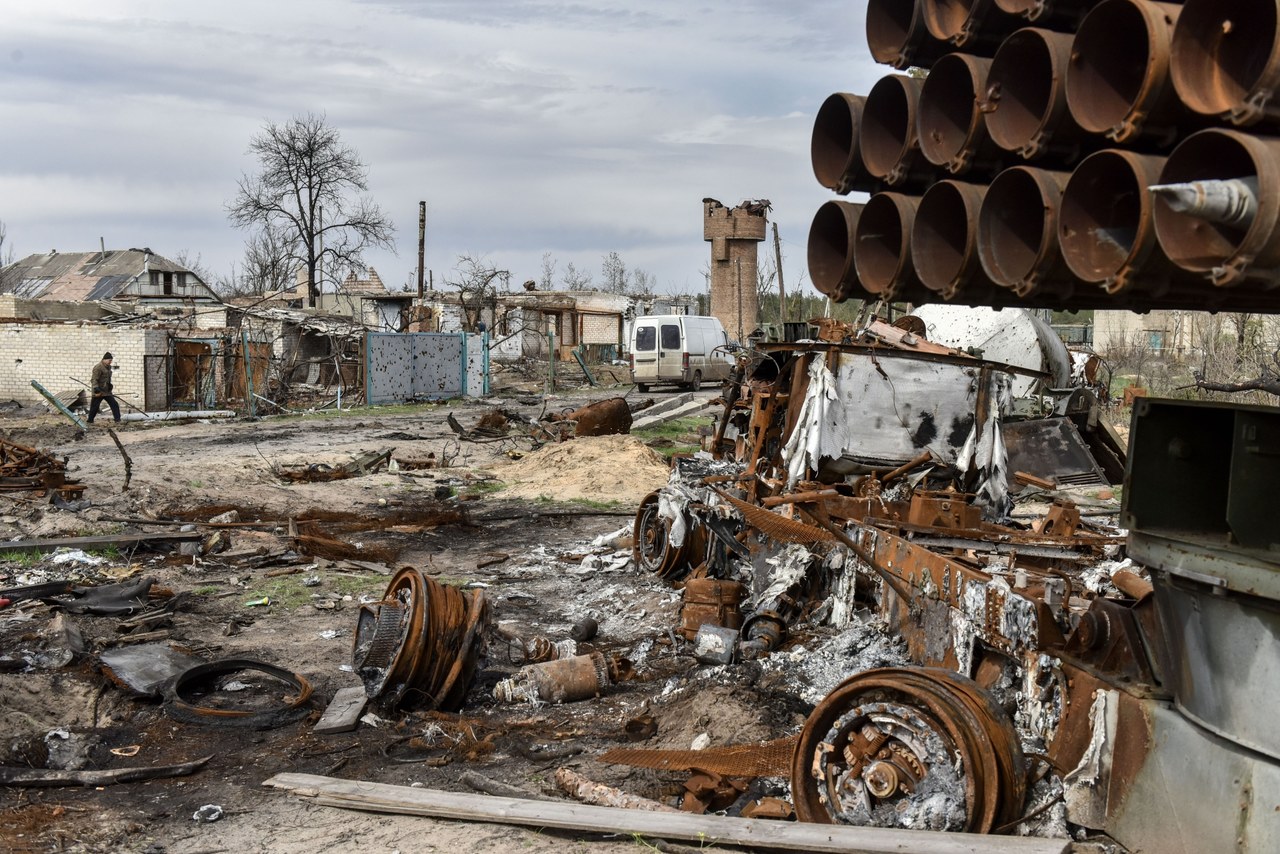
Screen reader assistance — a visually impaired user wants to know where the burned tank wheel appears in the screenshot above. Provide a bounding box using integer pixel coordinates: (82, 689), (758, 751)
(633, 492), (669, 576)
(791, 667), (1026, 834)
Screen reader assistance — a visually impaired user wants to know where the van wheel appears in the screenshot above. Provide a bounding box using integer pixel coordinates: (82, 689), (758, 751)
(636, 383), (649, 393)
(688, 371), (702, 391)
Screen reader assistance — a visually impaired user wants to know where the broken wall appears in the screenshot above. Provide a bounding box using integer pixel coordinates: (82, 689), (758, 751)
(0, 322), (166, 409)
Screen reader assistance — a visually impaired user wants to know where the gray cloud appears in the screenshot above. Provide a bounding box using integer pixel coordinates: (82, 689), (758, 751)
(1, 1), (884, 293)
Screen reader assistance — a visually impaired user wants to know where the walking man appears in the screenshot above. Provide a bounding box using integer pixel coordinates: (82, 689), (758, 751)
(88, 352), (121, 424)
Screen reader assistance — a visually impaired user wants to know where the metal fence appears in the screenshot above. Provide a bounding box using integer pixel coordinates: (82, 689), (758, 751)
(364, 332), (489, 405)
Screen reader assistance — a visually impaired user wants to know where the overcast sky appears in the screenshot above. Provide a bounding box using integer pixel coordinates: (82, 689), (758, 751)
(1, 1), (883, 297)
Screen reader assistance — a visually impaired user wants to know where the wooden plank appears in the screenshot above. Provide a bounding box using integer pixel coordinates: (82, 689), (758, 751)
(0, 532), (202, 555)
(263, 773), (1072, 854)
(313, 686), (368, 735)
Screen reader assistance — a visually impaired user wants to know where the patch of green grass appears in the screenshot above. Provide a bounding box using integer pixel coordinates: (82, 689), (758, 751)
(0, 550), (46, 567)
(282, 401), (449, 422)
(532, 495), (628, 510)
(243, 571), (383, 609)
(460, 480), (505, 499)
(632, 415), (710, 442)
(193, 585), (220, 596)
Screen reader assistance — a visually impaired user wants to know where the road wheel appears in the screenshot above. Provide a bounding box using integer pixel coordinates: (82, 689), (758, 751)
(636, 383), (649, 393)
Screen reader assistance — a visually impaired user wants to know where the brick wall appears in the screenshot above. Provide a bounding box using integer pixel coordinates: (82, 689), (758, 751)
(0, 323), (162, 409)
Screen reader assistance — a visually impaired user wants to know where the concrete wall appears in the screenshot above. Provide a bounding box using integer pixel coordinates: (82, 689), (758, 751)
(0, 323), (166, 409)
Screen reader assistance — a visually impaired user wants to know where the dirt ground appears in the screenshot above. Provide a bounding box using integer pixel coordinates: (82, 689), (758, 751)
(0, 389), (820, 854)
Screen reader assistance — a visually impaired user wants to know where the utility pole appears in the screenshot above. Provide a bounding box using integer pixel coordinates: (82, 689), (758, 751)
(417, 201), (427, 299)
(773, 222), (787, 326)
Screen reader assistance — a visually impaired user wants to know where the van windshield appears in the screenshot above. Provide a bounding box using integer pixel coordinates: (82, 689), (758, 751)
(661, 325), (680, 350)
(635, 326), (656, 352)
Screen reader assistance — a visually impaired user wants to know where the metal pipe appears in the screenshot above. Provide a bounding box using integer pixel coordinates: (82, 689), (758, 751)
(866, 0), (949, 70)
(808, 201), (865, 302)
(1170, 0), (1280, 127)
(993, 0), (1103, 27)
(911, 180), (1001, 300)
(918, 53), (1003, 176)
(859, 75), (932, 188)
(1060, 149), (1178, 294)
(921, 0), (1018, 53)
(811, 93), (877, 194)
(1152, 129), (1280, 288)
(977, 166), (1076, 295)
(983, 28), (1084, 162)
(1067, 0), (1190, 146)
(854, 192), (923, 296)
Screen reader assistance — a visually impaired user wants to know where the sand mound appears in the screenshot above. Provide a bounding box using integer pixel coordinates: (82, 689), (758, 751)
(491, 435), (671, 505)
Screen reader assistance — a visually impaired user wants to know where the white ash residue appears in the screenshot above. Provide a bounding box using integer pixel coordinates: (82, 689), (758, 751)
(1080, 558), (1142, 596)
(769, 617), (908, 705)
(1014, 773), (1069, 839)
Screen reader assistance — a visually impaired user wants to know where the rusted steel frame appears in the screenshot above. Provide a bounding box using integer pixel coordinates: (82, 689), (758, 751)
(778, 353), (812, 455)
(761, 489), (839, 508)
(758, 341), (1050, 383)
(887, 518), (1123, 549)
(743, 391), (786, 501)
(881, 451), (935, 486)
(710, 358), (747, 456)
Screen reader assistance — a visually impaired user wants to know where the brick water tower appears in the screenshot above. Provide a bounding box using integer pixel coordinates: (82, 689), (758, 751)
(703, 198), (768, 343)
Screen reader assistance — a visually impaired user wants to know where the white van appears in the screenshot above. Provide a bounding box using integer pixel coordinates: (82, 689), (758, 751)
(629, 315), (734, 391)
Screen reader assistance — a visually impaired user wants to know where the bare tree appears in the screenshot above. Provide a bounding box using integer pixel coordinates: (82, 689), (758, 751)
(601, 251), (627, 293)
(242, 227), (298, 297)
(539, 252), (557, 290)
(630, 267), (655, 295)
(444, 254), (507, 331)
(563, 261), (593, 290)
(228, 113), (395, 307)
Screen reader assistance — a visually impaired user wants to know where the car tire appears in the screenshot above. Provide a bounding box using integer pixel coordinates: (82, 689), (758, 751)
(636, 383), (649, 393)
(688, 371), (702, 391)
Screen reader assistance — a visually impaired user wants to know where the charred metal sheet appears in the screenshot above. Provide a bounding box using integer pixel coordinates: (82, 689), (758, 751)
(1003, 418), (1108, 489)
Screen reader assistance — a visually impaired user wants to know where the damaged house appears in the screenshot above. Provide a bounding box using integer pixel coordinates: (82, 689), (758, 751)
(0, 248), (254, 413)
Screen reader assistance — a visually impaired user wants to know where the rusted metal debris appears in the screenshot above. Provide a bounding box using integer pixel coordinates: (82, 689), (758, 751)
(352, 567), (488, 712)
(0, 437), (84, 498)
(626, 328), (1159, 839)
(165, 659), (314, 729)
(493, 651), (632, 705)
